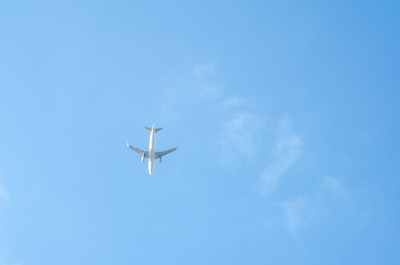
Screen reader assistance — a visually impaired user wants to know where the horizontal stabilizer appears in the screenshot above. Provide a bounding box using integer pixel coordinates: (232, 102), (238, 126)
(145, 127), (162, 133)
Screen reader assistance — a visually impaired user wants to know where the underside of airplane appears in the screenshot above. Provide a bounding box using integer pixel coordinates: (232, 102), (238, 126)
(127, 125), (177, 174)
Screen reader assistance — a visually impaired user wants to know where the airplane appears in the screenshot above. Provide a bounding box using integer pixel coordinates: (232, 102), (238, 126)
(127, 124), (177, 175)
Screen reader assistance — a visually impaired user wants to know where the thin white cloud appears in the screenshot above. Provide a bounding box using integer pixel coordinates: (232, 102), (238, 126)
(0, 179), (12, 265)
(192, 63), (222, 102)
(323, 176), (346, 198)
(0, 174), (9, 199)
(170, 62), (261, 164)
(161, 64), (357, 235)
(174, 62), (222, 103)
(219, 112), (260, 163)
(157, 62), (222, 120)
(192, 62), (217, 78)
(220, 95), (247, 110)
(190, 83), (223, 102)
(281, 196), (308, 233)
(0, 185), (8, 198)
(259, 116), (301, 194)
(0, 261), (20, 265)
(186, 65), (307, 233)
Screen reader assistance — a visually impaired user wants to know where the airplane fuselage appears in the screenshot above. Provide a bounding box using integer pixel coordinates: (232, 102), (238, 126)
(148, 127), (156, 174)
(127, 125), (177, 175)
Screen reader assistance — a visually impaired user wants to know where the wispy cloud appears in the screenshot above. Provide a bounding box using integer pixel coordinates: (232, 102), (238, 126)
(161, 62), (362, 235)
(192, 62), (217, 78)
(0, 261), (21, 265)
(281, 196), (309, 233)
(219, 112), (260, 162)
(165, 62), (262, 164)
(189, 83), (223, 102)
(0, 180), (11, 265)
(259, 116), (301, 194)
(0, 185), (8, 198)
(188, 65), (305, 232)
(256, 117), (308, 233)
(219, 95), (247, 110)
(0, 174), (9, 199)
(157, 62), (222, 121)
(191, 63), (222, 102)
(323, 176), (346, 198)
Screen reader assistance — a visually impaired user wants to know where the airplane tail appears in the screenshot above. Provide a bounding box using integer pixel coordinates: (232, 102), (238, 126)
(145, 127), (162, 133)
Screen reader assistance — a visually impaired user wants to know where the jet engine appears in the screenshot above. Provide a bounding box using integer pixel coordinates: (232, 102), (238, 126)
(158, 157), (162, 163)
(141, 155), (145, 162)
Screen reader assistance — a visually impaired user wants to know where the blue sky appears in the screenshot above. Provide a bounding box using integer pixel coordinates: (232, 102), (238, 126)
(0, 0), (399, 264)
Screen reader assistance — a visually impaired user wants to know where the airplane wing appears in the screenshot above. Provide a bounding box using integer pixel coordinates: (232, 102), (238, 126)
(155, 147), (177, 159)
(127, 143), (149, 158)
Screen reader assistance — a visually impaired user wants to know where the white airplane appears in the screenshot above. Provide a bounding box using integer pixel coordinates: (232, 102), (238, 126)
(127, 125), (177, 175)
